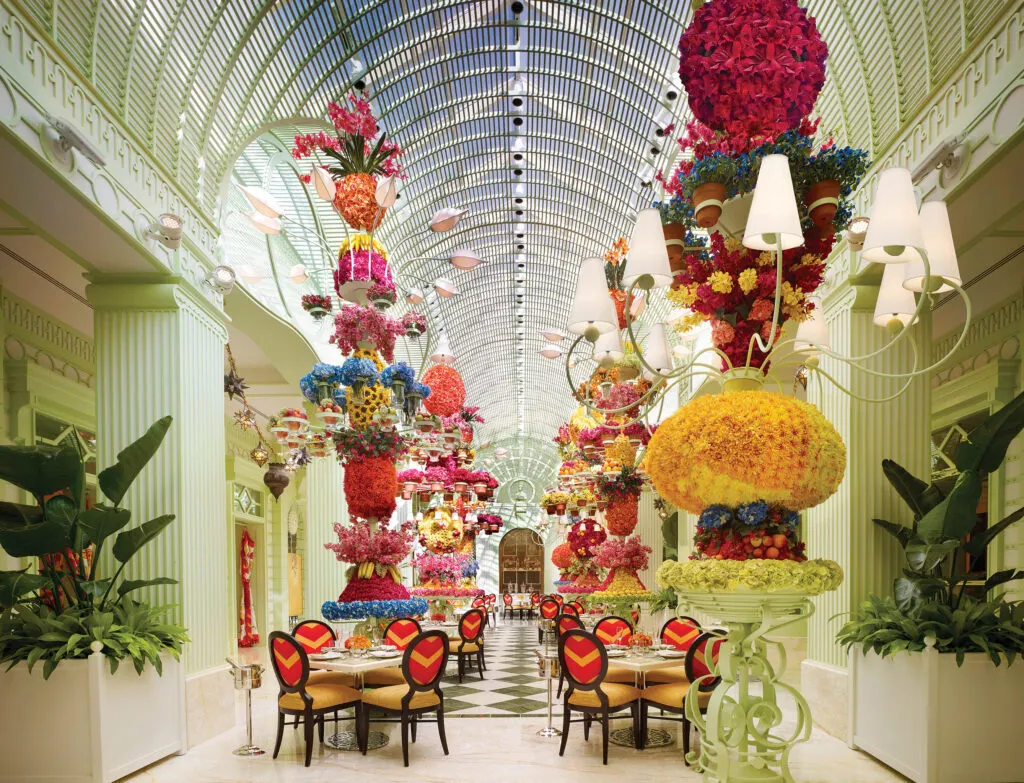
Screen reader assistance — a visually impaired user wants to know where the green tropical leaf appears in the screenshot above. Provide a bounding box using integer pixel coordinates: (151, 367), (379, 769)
(873, 518), (913, 547)
(905, 539), (958, 574)
(44, 495), (77, 526)
(117, 577), (177, 597)
(0, 444), (83, 502)
(954, 391), (1024, 474)
(0, 570), (51, 607)
(77, 506), (132, 550)
(0, 501), (43, 527)
(112, 515), (175, 564)
(882, 459), (944, 519)
(963, 506), (1024, 557)
(984, 569), (1024, 593)
(916, 469), (983, 543)
(0, 517), (73, 558)
(98, 417), (172, 506)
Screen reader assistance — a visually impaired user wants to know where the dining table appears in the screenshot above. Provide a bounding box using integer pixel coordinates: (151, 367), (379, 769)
(603, 649), (689, 749)
(308, 650), (407, 751)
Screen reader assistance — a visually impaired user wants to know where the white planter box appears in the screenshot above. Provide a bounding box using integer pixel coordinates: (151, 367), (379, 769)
(0, 651), (186, 782)
(850, 647), (1024, 783)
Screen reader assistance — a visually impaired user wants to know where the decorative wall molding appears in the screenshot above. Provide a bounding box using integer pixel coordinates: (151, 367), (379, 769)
(932, 289), (1023, 385)
(2, 290), (94, 386)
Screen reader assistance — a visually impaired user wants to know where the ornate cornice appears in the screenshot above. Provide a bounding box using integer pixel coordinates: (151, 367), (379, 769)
(2, 290), (94, 385)
(932, 289), (1023, 386)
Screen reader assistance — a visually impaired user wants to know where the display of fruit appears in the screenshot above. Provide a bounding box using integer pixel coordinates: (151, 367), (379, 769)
(344, 635), (371, 650)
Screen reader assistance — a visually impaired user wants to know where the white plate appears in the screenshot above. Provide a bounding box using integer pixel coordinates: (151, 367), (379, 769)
(657, 649), (686, 659)
(606, 649), (627, 658)
(310, 652), (342, 661)
(370, 650), (402, 659)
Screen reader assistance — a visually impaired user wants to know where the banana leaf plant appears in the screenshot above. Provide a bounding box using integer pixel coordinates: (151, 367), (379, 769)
(875, 390), (1024, 612)
(0, 416), (176, 614)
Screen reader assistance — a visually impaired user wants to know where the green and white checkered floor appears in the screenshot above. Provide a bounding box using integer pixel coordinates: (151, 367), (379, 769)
(439, 617), (560, 717)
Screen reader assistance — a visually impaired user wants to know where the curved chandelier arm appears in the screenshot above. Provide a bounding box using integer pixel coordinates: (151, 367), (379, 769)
(746, 237), (786, 363)
(808, 353), (921, 404)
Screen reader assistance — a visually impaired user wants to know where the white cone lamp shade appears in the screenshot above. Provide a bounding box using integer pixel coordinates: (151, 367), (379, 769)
(794, 303), (830, 353)
(312, 167), (336, 202)
(592, 329), (624, 365)
(248, 212), (282, 235)
(430, 208), (467, 232)
(539, 343), (563, 359)
(240, 185), (282, 218)
(406, 287), (425, 305)
(434, 278), (459, 298)
(623, 208), (673, 288)
(375, 176), (398, 207)
(861, 168), (924, 264)
(430, 333), (457, 365)
(540, 328), (565, 342)
(567, 257), (619, 336)
(450, 248), (484, 271)
(903, 201), (961, 293)
(743, 154), (804, 251)
(644, 322), (672, 374)
(873, 262), (919, 327)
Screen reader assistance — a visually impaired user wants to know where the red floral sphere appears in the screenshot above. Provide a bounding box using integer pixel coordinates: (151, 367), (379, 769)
(551, 543), (573, 570)
(605, 494), (639, 537)
(567, 519), (607, 559)
(422, 365), (466, 418)
(344, 456), (397, 520)
(678, 0), (828, 137)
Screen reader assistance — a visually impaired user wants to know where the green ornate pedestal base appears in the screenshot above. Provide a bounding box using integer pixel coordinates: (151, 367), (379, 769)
(677, 591), (816, 783)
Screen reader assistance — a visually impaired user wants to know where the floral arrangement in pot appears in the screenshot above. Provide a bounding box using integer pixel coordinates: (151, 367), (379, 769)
(299, 361), (345, 404)
(596, 466), (645, 536)
(593, 536), (653, 600)
(367, 281), (396, 310)
(292, 91), (406, 231)
(378, 361), (414, 408)
(301, 293), (333, 320)
(325, 520), (414, 593)
(649, 390), (846, 595)
(331, 305), (404, 363)
(421, 365), (466, 418)
(568, 518), (607, 559)
(560, 554), (604, 594)
(397, 468), (424, 493)
(476, 512), (503, 534)
(333, 234), (395, 302)
(541, 490), (570, 515)
(333, 426), (408, 520)
(401, 310), (428, 338)
(411, 552), (470, 586)
(418, 507), (463, 554)
(603, 237), (645, 329)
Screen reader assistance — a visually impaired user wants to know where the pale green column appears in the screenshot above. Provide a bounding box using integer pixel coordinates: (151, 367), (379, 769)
(802, 275), (931, 739)
(304, 456), (348, 617)
(635, 489), (663, 635)
(87, 279), (231, 676)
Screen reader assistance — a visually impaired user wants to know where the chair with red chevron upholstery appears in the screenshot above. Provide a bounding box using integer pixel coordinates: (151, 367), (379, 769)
(592, 616), (638, 686)
(537, 596), (560, 643)
(502, 592), (514, 620)
(555, 613), (585, 698)
(561, 602), (580, 617)
(269, 631), (363, 767)
(363, 617), (422, 688)
(359, 630), (450, 767)
(645, 615), (702, 685)
(639, 630), (726, 758)
(449, 607), (485, 682)
(291, 619), (357, 691)
(558, 629), (640, 764)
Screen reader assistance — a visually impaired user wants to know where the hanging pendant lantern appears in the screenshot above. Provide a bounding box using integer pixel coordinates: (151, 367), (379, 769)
(263, 462), (290, 500)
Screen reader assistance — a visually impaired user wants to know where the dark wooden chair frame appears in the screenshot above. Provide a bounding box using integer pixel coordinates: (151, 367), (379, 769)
(450, 607), (486, 682)
(639, 630), (725, 758)
(287, 619), (349, 730)
(558, 629), (641, 764)
(357, 630), (451, 767)
(268, 630), (363, 767)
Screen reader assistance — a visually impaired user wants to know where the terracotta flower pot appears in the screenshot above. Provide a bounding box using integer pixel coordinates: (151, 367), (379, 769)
(473, 482), (487, 494)
(692, 182), (727, 228)
(403, 481), (417, 492)
(546, 505), (557, 514)
(454, 481), (468, 493)
(663, 222), (689, 273)
(430, 481), (444, 492)
(805, 179), (841, 229)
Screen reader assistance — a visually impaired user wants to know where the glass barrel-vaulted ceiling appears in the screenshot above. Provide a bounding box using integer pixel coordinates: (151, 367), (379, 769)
(21, 0), (1009, 456)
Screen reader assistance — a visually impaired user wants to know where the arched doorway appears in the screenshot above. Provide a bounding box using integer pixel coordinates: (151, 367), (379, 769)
(498, 528), (545, 594)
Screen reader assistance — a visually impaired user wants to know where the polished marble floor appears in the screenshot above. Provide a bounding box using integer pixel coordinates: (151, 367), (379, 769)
(127, 617), (907, 782)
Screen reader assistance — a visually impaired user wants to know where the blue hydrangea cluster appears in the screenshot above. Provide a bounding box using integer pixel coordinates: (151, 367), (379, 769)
(782, 510), (800, 530)
(461, 559), (480, 579)
(698, 504), (732, 530)
(321, 598), (429, 621)
(299, 362), (344, 403)
(332, 388), (347, 408)
(339, 357), (378, 387)
(407, 381), (432, 399)
(379, 362), (416, 389)
(736, 500), (770, 527)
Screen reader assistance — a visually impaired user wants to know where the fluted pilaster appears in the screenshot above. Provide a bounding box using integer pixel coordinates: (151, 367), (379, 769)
(88, 280), (229, 676)
(304, 457), (348, 615)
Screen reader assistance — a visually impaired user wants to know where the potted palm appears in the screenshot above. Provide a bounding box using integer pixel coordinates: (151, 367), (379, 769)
(839, 391), (1024, 783)
(0, 416), (188, 783)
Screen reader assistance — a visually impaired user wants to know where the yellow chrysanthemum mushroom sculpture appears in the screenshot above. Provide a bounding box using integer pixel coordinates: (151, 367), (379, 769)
(649, 390), (846, 595)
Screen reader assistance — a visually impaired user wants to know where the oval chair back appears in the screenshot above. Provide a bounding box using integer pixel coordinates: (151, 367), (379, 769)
(269, 631), (310, 695)
(568, 600), (584, 614)
(593, 615), (633, 646)
(629, 606), (641, 626)
(559, 629), (609, 696)
(502, 593), (513, 607)
(552, 594), (564, 605)
(685, 631), (726, 692)
(401, 630), (450, 695)
(530, 592), (540, 606)
(486, 594), (496, 605)
(557, 613), (584, 636)
(291, 619), (336, 654)
(539, 597), (560, 620)
(660, 616), (702, 651)
(471, 597), (485, 609)
(458, 608), (485, 644)
(561, 602), (580, 617)
(383, 617), (421, 650)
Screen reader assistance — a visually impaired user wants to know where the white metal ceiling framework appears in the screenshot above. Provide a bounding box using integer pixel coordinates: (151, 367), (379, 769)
(20, 0), (1008, 484)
